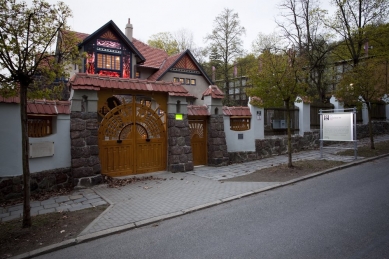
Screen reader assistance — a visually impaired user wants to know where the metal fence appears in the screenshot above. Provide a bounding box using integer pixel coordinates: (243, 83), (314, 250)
(264, 107), (299, 136)
(310, 102), (334, 129)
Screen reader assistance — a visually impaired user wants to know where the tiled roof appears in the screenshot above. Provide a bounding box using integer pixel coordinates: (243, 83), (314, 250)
(202, 85), (225, 99)
(0, 96), (20, 103)
(69, 73), (193, 97)
(187, 105), (210, 116)
(147, 52), (182, 81)
(222, 106), (252, 117)
(132, 38), (168, 69)
(0, 96), (70, 115)
(72, 31), (89, 42)
(27, 100), (71, 115)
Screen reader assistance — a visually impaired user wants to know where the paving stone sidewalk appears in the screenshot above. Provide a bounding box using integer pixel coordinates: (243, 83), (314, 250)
(0, 188), (107, 222)
(1, 134), (388, 230)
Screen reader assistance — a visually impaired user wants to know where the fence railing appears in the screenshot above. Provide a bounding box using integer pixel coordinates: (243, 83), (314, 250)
(310, 102), (334, 129)
(371, 102), (387, 121)
(264, 107), (299, 136)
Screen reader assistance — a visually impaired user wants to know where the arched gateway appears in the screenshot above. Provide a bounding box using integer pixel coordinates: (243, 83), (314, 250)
(98, 95), (167, 176)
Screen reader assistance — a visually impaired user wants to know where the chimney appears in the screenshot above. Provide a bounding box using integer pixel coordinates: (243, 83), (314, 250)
(212, 66), (215, 82)
(125, 18), (133, 42)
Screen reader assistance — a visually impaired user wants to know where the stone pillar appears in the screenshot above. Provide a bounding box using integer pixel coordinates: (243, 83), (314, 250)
(167, 114), (193, 172)
(208, 115), (229, 166)
(70, 112), (101, 187)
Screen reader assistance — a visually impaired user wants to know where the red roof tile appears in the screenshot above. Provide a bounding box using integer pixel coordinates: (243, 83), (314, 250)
(69, 73), (192, 97)
(27, 100), (71, 115)
(202, 85), (225, 99)
(0, 96), (70, 115)
(0, 96), (20, 103)
(147, 52), (182, 81)
(187, 105), (210, 116)
(222, 106), (251, 117)
(132, 38), (168, 69)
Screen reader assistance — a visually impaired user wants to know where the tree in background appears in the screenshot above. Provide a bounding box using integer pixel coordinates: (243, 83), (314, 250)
(329, 0), (389, 149)
(247, 46), (308, 168)
(0, 0), (79, 227)
(335, 23), (389, 149)
(329, 0), (389, 65)
(147, 30), (208, 64)
(147, 32), (179, 55)
(276, 0), (334, 103)
(205, 8), (246, 106)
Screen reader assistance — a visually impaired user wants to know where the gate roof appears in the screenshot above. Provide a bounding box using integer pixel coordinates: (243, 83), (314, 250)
(69, 73), (193, 97)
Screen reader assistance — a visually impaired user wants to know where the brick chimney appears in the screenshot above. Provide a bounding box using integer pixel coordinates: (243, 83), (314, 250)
(125, 18), (133, 42)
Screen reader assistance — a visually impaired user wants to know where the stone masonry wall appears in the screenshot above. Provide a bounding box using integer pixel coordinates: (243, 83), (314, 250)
(167, 114), (194, 173)
(208, 115), (229, 166)
(228, 121), (389, 164)
(0, 168), (72, 202)
(356, 121), (389, 139)
(70, 112), (102, 187)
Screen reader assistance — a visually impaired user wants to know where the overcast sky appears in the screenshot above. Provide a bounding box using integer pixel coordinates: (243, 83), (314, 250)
(26, 0), (334, 53)
(26, 0), (281, 52)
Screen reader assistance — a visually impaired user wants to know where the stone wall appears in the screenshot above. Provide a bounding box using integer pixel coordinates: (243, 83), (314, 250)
(228, 122), (389, 164)
(208, 115), (229, 166)
(0, 168), (72, 201)
(70, 112), (102, 187)
(167, 114), (194, 172)
(356, 121), (389, 139)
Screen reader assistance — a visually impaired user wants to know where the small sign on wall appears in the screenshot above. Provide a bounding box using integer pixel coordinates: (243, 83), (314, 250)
(29, 142), (54, 158)
(175, 114), (183, 120)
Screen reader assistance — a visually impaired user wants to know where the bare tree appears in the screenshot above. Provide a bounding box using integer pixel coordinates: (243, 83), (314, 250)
(329, 0), (389, 65)
(205, 8), (246, 105)
(0, 0), (79, 227)
(276, 0), (334, 102)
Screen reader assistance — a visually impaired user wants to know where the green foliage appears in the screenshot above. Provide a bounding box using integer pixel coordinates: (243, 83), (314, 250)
(147, 32), (179, 56)
(336, 58), (388, 106)
(247, 50), (309, 108)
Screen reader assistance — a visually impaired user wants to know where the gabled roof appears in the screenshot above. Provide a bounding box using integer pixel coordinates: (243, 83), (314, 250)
(222, 106), (251, 117)
(78, 20), (145, 64)
(132, 38), (168, 69)
(201, 85), (225, 100)
(147, 49), (213, 84)
(187, 105), (210, 116)
(69, 73), (194, 97)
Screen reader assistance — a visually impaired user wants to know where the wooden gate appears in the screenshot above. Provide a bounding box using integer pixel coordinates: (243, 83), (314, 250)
(98, 96), (166, 176)
(189, 118), (207, 166)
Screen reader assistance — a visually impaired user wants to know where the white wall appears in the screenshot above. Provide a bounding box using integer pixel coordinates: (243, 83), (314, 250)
(223, 101), (265, 152)
(0, 103), (71, 177)
(295, 98), (311, 136)
(0, 103), (23, 177)
(29, 114), (71, 173)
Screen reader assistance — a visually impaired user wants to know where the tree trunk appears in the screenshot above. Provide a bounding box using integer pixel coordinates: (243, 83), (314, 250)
(366, 102), (375, 150)
(286, 102), (293, 168)
(20, 84), (31, 228)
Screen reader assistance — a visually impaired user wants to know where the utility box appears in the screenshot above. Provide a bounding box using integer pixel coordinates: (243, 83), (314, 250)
(272, 119), (286, 129)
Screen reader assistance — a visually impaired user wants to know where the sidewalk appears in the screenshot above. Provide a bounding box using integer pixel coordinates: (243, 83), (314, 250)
(3, 134), (389, 258)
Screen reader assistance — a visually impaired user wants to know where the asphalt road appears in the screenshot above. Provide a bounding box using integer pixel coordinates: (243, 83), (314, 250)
(37, 156), (389, 259)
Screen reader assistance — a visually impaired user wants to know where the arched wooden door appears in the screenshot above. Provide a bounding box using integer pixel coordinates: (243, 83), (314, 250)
(189, 118), (207, 166)
(98, 95), (166, 176)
